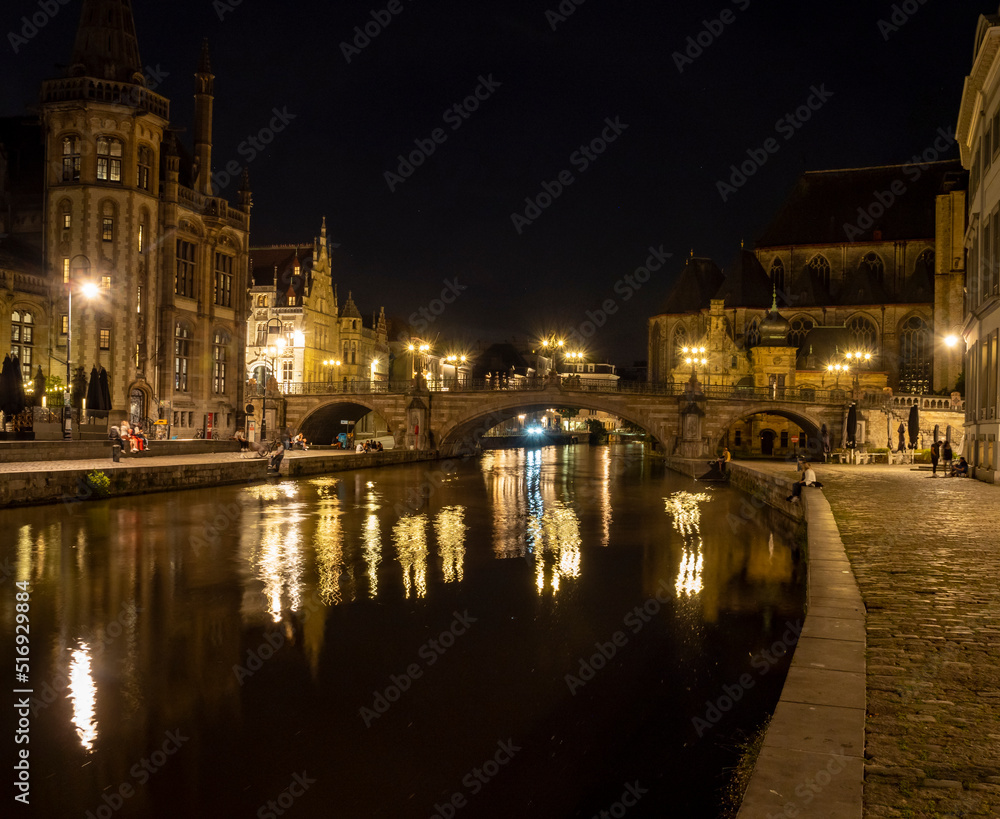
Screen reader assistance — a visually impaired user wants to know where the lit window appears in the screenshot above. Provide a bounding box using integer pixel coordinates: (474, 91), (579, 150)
(138, 223), (144, 253)
(137, 146), (152, 191)
(10, 310), (34, 377)
(61, 315), (68, 335)
(100, 275), (111, 291)
(174, 323), (191, 391)
(99, 328), (110, 350)
(213, 253), (233, 307)
(63, 257), (70, 284)
(102, 218), (114, 242)
(213, 331), (228, 393)
(62, 211), (71, 229)
(96, 137), (123, 183)
(62, 136), (81, 182)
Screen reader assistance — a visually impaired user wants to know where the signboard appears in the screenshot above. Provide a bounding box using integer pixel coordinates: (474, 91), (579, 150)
(341, 420), (351, 424)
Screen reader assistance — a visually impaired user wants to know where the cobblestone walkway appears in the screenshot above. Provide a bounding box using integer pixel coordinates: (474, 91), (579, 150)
(755, 461), (1000, 817)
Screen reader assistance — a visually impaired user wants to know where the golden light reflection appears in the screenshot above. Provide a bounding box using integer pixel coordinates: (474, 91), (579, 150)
(665, 491), (711, 598)
(315, 506), (345, 606)
(393, 515), (428, 599)
(598, 447), (612, 547)
(435, 506), (467, 583)
(530, 501), (582, 596)
(251, 507), (305, 622)
(364, 515), (382, 598)
(485, 452), (530, 559)
(68, 643), (98, 752)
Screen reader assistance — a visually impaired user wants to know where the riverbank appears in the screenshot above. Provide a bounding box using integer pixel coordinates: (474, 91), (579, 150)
(667, 457), (865, 817)
(0, 446), (441, 508)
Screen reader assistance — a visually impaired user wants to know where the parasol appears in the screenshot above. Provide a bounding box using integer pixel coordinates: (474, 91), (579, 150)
(98, 366), (112, 413)
(0, 355), (13, 420)
(85, 366), (102, 416)
(907, 404), (919, 450)
(896, 422), (906, 453)
(6, 354), (26, 418)
(32, 366), (45, 408)
(845, 404), (857, 449)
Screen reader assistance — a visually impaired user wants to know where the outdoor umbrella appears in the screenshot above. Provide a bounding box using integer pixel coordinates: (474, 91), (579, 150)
(821, 423), (831, 458)
(908, 404), (919, 449)
(0, 355), (13, 420)
(85, 366), (102, 416)
(99, 366), (112, 413)
(32, 367), (45, 408)
(845, 404), (857, 449)
(897, 422), (906, 452)
(7, 354), (26, 418)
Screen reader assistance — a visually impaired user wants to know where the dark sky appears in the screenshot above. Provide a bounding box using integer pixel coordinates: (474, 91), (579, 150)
(1, 0), (992, 363)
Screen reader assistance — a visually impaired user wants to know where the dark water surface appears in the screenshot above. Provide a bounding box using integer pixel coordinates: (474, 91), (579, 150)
(1, 446), (804, 818)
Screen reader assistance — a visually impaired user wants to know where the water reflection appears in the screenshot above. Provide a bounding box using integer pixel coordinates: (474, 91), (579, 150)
(530, 500), (582, 595)
(249, 502), (306, 621)
(68, 643), (98, 752)
(665, 491), (712, 598)
(435, 506), (466, 583)
(393, 515), (429, 599)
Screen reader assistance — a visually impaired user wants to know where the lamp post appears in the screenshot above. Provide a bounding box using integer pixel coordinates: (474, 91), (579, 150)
(408, 342), (429, 383)
(444, 354), (466, 389)
(259, 317), (284, 440)
(323, 358), (342, 390)
(540, 337), (565, 375)
(64, 259), (98, 440)
(682, 345), (708, 391)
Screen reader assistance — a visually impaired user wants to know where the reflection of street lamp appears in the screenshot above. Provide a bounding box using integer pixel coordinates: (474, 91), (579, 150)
(259, 317), (284, 440)
(65, 256), (99, 439)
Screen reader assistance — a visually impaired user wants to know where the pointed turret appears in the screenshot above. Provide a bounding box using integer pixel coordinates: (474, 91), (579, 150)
(69, 0), (143, 81)
(238, 167), (252, 213)
(316, 217), (330, 269)
(193, 39), (215, 195)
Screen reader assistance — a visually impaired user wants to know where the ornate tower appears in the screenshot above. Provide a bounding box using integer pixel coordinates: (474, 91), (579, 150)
(193, 39), (215, 196)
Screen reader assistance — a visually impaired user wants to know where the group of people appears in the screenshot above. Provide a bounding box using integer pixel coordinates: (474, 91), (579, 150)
(110, 420), (149, 453)
(930, 440), (968, 477)
(355, 439), (384, 453)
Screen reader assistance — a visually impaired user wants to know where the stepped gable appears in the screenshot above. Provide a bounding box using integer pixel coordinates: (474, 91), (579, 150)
(661, 256), (724, 314)
(757, 159), (965, 246)
(715, 248), (773, 309)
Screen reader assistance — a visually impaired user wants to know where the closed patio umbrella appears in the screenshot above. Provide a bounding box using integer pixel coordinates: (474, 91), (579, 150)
(98, 366), (112, 413)
(32, 366), (45, 407)
(907, 404), (919, 450)
(0, 355), (13, 421)
(896, 422), (906, 452)
(85, 366), (102, 417)
(845, 404), (857, 449)
(7, 354), (26, 418)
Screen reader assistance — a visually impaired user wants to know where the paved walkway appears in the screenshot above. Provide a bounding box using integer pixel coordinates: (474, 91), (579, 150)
(750, 460), (1000, 817)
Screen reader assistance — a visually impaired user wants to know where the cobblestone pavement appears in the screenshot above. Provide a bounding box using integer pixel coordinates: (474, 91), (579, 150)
(752, 461), (1000, 818)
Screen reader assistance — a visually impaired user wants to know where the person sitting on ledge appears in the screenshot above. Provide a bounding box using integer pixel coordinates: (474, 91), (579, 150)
(951, 456), (969, 477)
(787, 464), (820, 503)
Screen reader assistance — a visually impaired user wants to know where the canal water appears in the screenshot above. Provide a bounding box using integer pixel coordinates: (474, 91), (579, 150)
(2, 446), (804, 818)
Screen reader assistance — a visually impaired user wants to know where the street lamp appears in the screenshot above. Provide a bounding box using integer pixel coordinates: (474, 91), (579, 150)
(682, 345), (708, 387)
(323, 358), (342, 389)
(65, 257), (99, 439)
(540, 337), (565, 374)
(259, 317), (284, 440)
(408, 342), (430, 381)
(444, 354), (466, 389)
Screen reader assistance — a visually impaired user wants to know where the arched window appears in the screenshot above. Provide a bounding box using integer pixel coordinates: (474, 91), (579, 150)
(351, 341), (357, 364)
(62, 136), (81, 182)
(847, 315), (878, 352)
(769, 257), (785, 292)
(256, 295), (267, 307)
(745, 316), (761, 349)
(788, 315), (813, 348)
(174, 323), (192, 391)
(137, 146), (152, 191)
(860, 252), (884, 284)
(670, 325), (688, 371)
(806, 254), (831, 290)
(11, 310), (33, 377)
(915, 248), (934, 274)
(96, 137), (123, 183)
(213, 331), (229, 394)
(898, 316), (932, 394)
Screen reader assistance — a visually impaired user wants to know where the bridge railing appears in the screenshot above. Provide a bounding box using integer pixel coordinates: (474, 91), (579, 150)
(274, 378), (864, 405)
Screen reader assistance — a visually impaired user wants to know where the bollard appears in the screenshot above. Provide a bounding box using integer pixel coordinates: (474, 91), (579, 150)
(112, 443), (121, 463)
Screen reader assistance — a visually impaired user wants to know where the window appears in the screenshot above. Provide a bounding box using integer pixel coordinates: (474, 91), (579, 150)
(137, 146), (152, 191)
(351, 341), (357, 364)
(769, 257), (785, 292)
(780, 430), (789, 448)
(102, 217), (114, 241)
(138, 223), (145, 253)
(788, 315), (813, 349)
(734, 430), (741, 446)
(213, 252), (233, 307)
(175, 240), (196, 297)
(99, 328), (110, 350)
(63, 257), (70, 284)
(62, 136), (81, 182)
(847, 315), (877, 352)
(255, 323), (267, 346)
(281, 360), (293, 382)
(806, 254), (831, 290)
(213, 331), (228, 393)
(174, 323), (191, 391)
(62, 211), (71, 230)
(100, 275), (111, 291)
(745, 316), (761, 349)
(11, 311), (33, 376)
(61, 315), (68, 335)
(860, 252), (884, 284)
(96, 137), (123, 183)
(898, 316), (932, 394)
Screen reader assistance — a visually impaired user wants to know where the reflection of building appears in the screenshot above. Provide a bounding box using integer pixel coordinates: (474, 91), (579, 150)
(648, 161), (967, 456)
(246, 219), (389, 391)
(957, 11), (1000, 482)
(1, 2), (252, 435)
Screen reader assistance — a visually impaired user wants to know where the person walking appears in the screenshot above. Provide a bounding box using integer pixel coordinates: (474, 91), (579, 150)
(942, 440), (954, 477)
(930, 440), (940, 476)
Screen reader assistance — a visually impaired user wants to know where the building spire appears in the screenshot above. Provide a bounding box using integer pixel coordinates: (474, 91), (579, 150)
(69, 0), (143, 81)
(193, 38), (215, 196)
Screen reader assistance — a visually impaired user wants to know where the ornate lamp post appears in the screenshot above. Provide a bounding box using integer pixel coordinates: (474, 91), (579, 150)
(323, 358), (342, 389)
(64, 257), (98, 439)
(682, 345), (708, 390)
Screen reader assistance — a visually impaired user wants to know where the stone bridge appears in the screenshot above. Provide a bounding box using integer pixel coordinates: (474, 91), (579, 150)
(274, 380), (859, 459)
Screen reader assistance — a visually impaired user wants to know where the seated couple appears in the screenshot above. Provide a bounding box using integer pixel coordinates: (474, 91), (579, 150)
(787, 464), (822, 502)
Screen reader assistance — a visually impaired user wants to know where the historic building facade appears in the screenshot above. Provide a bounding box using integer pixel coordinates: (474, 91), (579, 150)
(1, 0), (251, 437)
(245, 219), (390, 395)
(957, 8), (1000, 483)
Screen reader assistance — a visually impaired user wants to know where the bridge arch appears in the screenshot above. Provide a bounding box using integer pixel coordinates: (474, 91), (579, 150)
(297, 399), (395, 446)
(711, 402), (838, 458)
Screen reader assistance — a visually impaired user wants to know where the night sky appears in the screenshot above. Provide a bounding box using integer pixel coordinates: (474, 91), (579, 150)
(1, 0), (992, 363)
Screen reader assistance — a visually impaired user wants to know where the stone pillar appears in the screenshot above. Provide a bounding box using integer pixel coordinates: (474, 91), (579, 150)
(406, 396), (428, 450)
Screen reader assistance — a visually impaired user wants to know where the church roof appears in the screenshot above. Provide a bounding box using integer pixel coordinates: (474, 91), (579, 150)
(715, 248), (773, 309)
(757, 159), (966, 247)
(660, 256), (725, 314)
(250, 245), (313, 289)
(69, 0), (143, 82)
